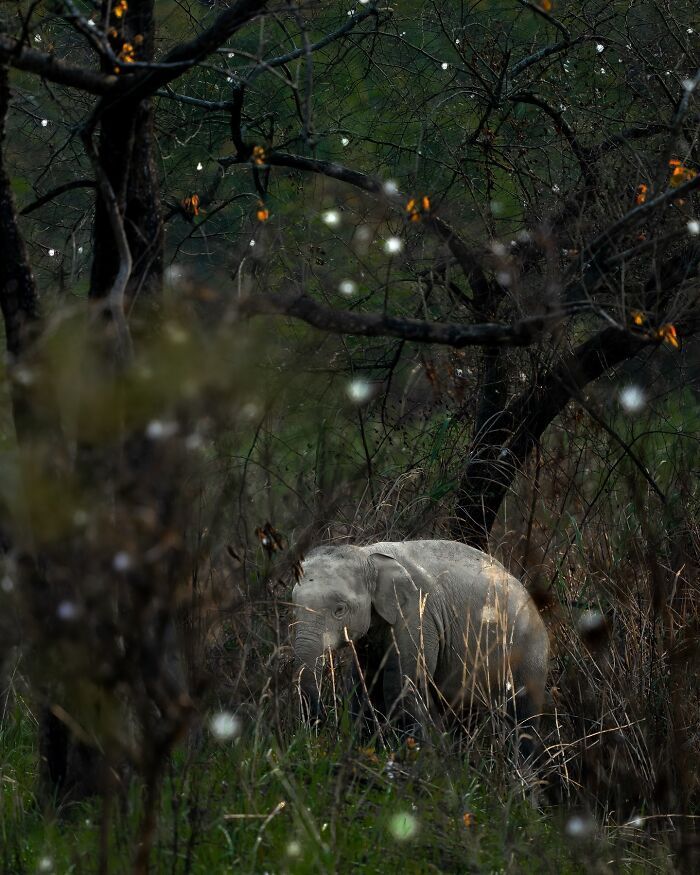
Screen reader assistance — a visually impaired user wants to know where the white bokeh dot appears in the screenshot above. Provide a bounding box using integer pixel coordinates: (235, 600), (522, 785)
(619, 385), (645, 413)
(346, 380), (373, 404)
(286, 840), (302, 858)
(146, 419), (178, 440)
(566, 815), (594, 838)
(338, 279), (357, 296)
(113, 551), (133, 573)
(388, 812), (418, 841)
(209, 711), (241, 741)
(322, 209), (340, 227)
(57, 601), (81, 621)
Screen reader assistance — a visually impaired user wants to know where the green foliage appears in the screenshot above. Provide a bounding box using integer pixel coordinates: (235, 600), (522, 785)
(0, 701), (666, 875)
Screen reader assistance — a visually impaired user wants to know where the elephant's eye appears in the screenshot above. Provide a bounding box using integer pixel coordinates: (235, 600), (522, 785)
(333, 603), (347, 619)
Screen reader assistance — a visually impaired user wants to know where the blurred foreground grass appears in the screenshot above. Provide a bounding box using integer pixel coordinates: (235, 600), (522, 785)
(1, 696), (674, 874)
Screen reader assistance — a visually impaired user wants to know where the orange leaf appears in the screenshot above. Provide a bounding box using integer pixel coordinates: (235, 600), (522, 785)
(252, 145), (266, 166)
(462, 812), (477, 828)
(405, 194), (431, 222)
(182, 194), (201, 217)
(668, 159), (696, 188)
(256, 200), (269, 222)
(118, 42), (135, 63)
(630, 310), (645, 326)
(657, 324), (679, 348)
(635, 183), (648, 205)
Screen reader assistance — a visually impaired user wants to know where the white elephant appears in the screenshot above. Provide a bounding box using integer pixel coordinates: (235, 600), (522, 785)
(291, 540), (549, 755)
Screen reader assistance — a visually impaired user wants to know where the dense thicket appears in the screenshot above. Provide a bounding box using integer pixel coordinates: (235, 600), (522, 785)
(0, 2), (698, 871)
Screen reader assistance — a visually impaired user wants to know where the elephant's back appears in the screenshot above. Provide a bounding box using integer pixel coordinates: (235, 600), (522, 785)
(365, 541), (545, 657)
(361, 539), (507, 574)
(361, 540), (536, 610)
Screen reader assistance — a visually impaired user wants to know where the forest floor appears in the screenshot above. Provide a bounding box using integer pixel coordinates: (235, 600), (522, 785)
(1, 698), (677, 874)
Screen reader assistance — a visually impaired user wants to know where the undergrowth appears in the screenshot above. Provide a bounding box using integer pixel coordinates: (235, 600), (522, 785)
(0, 695), (675, 875)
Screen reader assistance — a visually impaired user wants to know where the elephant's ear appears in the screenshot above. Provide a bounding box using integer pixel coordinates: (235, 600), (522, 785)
(368, 553), (416, 625)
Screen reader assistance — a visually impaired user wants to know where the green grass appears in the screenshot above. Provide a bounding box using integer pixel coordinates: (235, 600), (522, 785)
(0, 699), (671, 875)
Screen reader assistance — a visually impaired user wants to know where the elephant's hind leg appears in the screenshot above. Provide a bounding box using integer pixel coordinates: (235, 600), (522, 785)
(507, 678), (544, 763)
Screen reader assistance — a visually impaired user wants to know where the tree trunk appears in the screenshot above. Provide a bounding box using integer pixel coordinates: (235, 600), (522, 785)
(0, 65), (39, 360)
(90, 0), (162, 302)
(453, 237), (700, 551)
(0, 64), (93, 803)
(452, 327), (645, 549)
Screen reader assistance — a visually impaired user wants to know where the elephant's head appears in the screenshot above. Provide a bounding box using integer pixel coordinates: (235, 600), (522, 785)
(291, 545), (417, 719)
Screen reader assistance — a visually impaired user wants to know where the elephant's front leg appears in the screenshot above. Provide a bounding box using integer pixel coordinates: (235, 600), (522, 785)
(382, 629), (434, 742)
(347, 644), (386, 739)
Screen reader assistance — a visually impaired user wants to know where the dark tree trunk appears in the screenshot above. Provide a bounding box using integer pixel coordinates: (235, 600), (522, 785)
(62, 0), (164, 802)
(0, 66), (39, 359)
(125, 97), (163, 301)
(452, 328), (645, 549)
(0, 64), (90, 803)
(452, 240), (700, 550)
(90, 0), (162, 302)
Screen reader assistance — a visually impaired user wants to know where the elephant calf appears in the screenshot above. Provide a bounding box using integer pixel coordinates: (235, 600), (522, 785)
(291, 540), (549, 755)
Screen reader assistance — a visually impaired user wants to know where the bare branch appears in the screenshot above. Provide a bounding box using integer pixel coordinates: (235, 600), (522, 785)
(223, 149), (495, 300)
(244, 4), (380, 86)
(585, 172), (700, 261)
(585, 123), (670, 162)
(515, 0), (571, 41)
(237, 290), (573, 348)
(20, 179), (96, 216)
(0, 34), (117, 95)
(1, 1), (267, 99)
(121, 0), (269, 102)
(510, 90), (591, 177)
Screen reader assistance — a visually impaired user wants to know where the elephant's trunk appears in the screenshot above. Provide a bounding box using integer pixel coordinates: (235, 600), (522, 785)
(293, 630), (328, 722)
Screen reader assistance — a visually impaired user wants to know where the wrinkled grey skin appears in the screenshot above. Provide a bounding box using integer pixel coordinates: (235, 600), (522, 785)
(292, 540), (549, 752)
